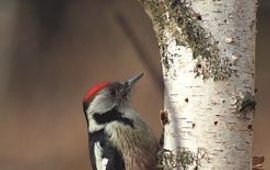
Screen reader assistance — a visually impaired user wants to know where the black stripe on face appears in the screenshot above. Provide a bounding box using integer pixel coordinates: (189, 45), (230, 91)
(93, 108), (134, 128)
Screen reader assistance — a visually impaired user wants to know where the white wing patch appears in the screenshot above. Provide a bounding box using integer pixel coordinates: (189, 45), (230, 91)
(102, 158), (109, 168)
(94, 142), (108, 170)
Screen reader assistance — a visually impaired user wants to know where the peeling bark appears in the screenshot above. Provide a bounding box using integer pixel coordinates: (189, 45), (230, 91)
(137, 0), (257, 169)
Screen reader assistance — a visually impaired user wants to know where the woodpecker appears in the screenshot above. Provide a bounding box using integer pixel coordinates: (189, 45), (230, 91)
(82, 73), (159, 170)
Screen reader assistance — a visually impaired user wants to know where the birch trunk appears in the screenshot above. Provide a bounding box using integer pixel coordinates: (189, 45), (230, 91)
(137, 0), (257, 169)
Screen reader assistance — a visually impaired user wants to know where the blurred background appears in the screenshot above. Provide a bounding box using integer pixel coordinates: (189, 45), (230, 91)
(0, 0), (268, 169)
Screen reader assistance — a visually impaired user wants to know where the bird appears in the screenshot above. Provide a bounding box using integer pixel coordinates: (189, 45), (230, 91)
(82, 73), (159, 170)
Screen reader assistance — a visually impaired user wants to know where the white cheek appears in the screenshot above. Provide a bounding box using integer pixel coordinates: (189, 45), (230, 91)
(86, 95), (117, 133)
(88, 95), (115, 113)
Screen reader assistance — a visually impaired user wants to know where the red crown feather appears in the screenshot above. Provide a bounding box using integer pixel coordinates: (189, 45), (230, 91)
(83, 82), (110, 104)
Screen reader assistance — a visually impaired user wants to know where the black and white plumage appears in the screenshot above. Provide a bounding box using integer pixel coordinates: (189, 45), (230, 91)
(82, 74), (159, 170)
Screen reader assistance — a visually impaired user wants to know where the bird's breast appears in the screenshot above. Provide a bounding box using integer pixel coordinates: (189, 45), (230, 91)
(105, 122), (159, 170)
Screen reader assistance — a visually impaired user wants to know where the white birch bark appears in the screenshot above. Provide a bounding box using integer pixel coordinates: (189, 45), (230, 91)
(137, 0), (257, 169)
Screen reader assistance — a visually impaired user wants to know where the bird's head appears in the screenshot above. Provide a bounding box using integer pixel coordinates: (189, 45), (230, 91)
(83, 73), (144, 115)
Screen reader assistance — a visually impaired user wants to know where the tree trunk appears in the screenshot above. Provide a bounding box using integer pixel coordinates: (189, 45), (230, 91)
(137, 0), (257, 169)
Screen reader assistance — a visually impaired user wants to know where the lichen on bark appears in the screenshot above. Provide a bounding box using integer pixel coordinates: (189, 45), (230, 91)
(233, 92), (256, 120)
(139, 0), (233, 81)
(158, 147), (210, 169)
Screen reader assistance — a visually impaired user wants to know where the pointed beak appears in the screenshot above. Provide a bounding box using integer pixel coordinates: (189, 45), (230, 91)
(126, 73), (144, 89)
(117, 73), (144, 103)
